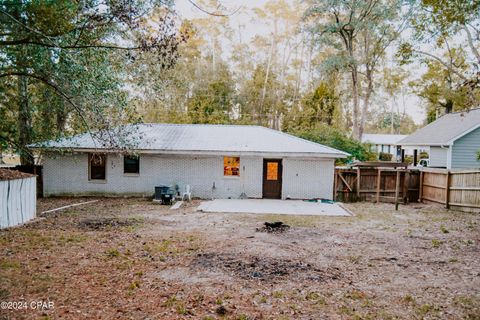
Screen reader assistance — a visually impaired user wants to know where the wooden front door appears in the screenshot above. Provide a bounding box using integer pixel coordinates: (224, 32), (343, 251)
(263, 159), (282, 199)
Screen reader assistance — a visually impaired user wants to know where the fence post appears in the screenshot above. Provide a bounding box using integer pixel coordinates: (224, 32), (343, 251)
(376, 169), (381, 203)
(419, 171), (423, 203)
(445, 171), (451, 209)
(395, 170), (401, 210)
(356, 167), (361, 200)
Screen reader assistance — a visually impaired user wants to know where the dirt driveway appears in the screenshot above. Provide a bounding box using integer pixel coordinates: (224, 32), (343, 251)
(1, 198), (479, 319)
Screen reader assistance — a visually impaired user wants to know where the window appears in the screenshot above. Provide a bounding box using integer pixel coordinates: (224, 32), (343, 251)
(124, 155), (140, 174)
(224, 156), (240, 176)
(266, 162), (279, 180)
(89, 153), (106, 180)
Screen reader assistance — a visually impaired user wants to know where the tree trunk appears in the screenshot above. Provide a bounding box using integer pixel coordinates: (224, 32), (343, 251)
(56, 98), (67, 134)
(359, 67), (373, 140)
(17, 74), (34, 165)
(351, 66), (360, 140)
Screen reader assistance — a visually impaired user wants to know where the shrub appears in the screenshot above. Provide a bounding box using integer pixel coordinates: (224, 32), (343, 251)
(290, 124), (376, 164)
(378, 152), (393, 161)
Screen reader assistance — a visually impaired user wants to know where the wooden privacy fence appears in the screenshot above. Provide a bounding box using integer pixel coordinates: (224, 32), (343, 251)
(0, 176), (37, 228)
(420, 168), (480, 212)
(334, 166), (420, 204)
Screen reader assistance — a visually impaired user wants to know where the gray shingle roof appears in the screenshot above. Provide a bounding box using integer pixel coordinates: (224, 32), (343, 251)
(398, 108), (480, 146)
(32, 123), (349, 158)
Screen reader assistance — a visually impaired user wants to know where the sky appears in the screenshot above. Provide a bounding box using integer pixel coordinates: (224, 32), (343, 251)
(174, 0), (426, 125)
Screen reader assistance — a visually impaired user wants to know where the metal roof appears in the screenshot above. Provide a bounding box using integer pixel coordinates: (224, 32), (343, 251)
(32, 123), (349, 158)
(398, 108), (480, 146)
(361, 134), (407, 145)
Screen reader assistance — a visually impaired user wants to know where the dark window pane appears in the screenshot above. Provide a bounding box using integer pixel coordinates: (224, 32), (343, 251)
(124, 155), (140, 174)
(89, 154), (106, 180)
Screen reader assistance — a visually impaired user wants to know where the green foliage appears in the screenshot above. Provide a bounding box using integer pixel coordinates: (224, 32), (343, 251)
(0, 1), (181, 163)
(187, 62), (234, 124)
(290, 124), (376, 163)
(378, 152), (393, 161)
(283, 80), (341, 132)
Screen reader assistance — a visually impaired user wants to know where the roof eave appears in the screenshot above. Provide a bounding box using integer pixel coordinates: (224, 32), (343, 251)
(32, 147), (349, 158)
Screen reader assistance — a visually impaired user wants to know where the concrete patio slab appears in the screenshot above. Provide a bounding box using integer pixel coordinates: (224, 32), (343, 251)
(197, 199), (351, 216)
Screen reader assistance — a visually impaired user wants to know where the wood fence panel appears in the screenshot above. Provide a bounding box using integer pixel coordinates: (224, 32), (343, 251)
(335, 168), (419, 203)
(448, 171), (480, 212)
(422, 170), (448, 204)
(0, 177), (36, 228)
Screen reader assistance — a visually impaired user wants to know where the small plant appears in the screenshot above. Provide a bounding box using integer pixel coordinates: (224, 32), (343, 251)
(349, 255), (361, 264)
(176, 302), (190, 315)
(237, 314), (249, 320)
(105, 248), (121, 258)
(306, 291), (320, 301)
(416, 303), (439, 317)
(128, 280), (140, 291)
(273, 291), (284, 298)
(164, 295), (177, 307)
(215, 298), (223, 305)
(259, 295), (267, 303)
(403, 294), (415, 304)
(345, 289), (366, 300)
(440, 225), (449, 234)
(431, 239), (442, 248)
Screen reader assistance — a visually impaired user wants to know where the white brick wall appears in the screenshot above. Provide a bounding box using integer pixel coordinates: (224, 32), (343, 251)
(43, 153), (335, 200)
(282, 158), (334, 200)
(43, 153), (263, 198)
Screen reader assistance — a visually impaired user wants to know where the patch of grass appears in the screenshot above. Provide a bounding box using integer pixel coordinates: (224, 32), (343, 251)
(349, 255), (361, 264)
(416, 303), (439, 317)
(258, 295), (268, 303)
(454, 295), (480, 319)
(176, 302), (191, 315)
(431, 239), (443, 248)
(345, 289), (367, 300)
(440, 225), (449, 233)
(402, 294), (416, 304)
(461, 239), (474, 246)
(237, 314), (250, 320)
(306, 291), (327, 305)
(164, 295), (177, 308)
(0, 288), (10, 299)
(273, 291), (284, 299)
(128, 280), (140, 291)
(104, 248), (121, 258)
(0, 259), (20, 270)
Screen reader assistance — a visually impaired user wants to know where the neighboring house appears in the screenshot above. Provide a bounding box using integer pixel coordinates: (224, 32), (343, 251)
(31, 124), (348, 199)
(398, 108), (480, 169)
(361, 134), (408, 157)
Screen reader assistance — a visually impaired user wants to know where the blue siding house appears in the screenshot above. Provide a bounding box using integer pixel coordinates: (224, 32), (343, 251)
(398, 108), (480, 169)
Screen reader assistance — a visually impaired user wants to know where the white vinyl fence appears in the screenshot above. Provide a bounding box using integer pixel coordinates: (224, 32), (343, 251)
(0, 176), (36, 228)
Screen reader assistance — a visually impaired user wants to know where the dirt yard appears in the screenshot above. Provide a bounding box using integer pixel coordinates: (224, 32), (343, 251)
(1, 198), (479, 319)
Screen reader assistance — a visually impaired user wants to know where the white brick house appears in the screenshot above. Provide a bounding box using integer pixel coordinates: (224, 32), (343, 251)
(33, 124), (348, 199)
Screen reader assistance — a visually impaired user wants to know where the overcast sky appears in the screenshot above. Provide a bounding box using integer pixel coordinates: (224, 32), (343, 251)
(174, 0), (426, 124)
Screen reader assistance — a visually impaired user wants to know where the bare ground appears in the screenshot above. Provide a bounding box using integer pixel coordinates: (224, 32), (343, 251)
(0, 198), (479, 319)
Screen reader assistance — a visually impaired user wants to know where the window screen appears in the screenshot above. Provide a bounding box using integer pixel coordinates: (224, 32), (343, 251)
(89, 153), (106, 180)
(124, 155), (140, 174)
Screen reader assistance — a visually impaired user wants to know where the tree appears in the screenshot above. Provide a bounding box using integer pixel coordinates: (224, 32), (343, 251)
(305, 0), (405, 140)
(282, 80), (341, 132)
(0, 1), (182, 164)
(398, 0), (480, 115)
